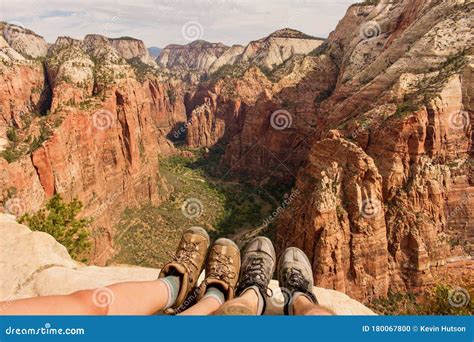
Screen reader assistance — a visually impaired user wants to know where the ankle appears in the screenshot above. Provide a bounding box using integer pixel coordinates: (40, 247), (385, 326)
(289, 292), (315, 315)
(202, 286), (225, 305)
(241, 286), (265, 315)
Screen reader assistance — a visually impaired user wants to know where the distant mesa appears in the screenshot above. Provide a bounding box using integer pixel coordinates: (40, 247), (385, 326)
(155, 28), (325, 74)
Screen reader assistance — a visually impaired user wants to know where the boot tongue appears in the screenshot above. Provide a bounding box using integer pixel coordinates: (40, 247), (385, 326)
(163, 262), (187, 278)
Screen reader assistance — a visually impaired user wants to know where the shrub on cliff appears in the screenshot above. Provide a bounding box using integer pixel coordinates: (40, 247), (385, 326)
(19, 195), (91, 262)
(369, 283), (473, 315)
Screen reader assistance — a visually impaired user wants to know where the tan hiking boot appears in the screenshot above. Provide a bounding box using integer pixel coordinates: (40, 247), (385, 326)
(198, 238), (241, 301)
(159, 227), (210, 310)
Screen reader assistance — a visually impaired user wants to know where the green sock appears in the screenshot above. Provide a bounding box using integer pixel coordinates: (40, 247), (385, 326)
(202, 286), (225, 305)
(160, 276), (180, 308)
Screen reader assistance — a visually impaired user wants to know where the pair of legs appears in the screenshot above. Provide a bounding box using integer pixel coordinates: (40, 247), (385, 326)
(0, 279), (221, 316)
(0, 228), (332, 316)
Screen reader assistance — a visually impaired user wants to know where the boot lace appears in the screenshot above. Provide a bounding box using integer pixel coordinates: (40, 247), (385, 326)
(172, 241), (199, 274)
(236, 256), (273, 297)
(207, 253), (236, 283)
(285, 267), (316, 302)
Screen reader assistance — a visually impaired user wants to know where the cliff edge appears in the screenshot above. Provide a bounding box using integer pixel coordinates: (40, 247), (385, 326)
(0, 214), (375, 315)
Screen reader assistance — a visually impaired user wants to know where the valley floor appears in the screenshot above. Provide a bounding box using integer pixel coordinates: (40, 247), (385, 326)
(111, 146), (286, 268)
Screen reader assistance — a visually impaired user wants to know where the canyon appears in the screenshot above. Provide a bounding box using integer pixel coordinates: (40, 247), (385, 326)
(0, 0), (472, 304)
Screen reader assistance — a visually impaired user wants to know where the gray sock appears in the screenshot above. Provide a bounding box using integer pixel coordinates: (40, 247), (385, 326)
(160, 276), (180, 309)
(202, 286), (225, 305)
(242, 286), (265, 315)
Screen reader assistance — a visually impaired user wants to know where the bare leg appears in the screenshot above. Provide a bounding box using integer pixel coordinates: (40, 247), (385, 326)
(0, 280), (170, 316)
(214, 289), (259, 315)
(292, 295), (334, 316)
(178, 297), (222, 315)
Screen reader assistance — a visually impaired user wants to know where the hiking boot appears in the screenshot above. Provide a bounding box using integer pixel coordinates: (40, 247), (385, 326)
(235, 236), (276, 313)
(198, 238), (241, 301)
(278, 247), (317, 315)
(159, 227), (210, 310)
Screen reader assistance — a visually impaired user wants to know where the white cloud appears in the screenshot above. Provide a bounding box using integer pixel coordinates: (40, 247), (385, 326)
(0, 0), (357, 48)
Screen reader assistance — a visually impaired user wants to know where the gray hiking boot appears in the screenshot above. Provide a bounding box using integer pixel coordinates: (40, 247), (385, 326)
(278, 247), (317, 315)
(235, 236), (276, 313)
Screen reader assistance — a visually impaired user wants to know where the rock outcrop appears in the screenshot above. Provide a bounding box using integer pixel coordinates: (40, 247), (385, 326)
(109, 37), (157, 65)
(0, 30), (187, 263)
(183, 0), (474, 300)
(157, 28), (324, 77)
(0, 22), (48, 59)
(158, 40), (231, 73)
(0, 214), (375, 315)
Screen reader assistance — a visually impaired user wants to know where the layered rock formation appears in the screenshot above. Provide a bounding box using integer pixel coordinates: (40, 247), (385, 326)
(109, 36), (157, 65)
(183, 0), (474, 300)
(158, 40), (232, 72)
(0, 213), (375, 315)
(0, 28), (186, 263)
(156, 28), (324, 77)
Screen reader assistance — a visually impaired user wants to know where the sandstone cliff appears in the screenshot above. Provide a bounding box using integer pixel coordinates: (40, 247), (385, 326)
(157, 28), (324, 77)
(0, 29), (186, 263)
(109, 36), (157, 66)
(182, 0), (474, 300)
(0, 213), (375, 315)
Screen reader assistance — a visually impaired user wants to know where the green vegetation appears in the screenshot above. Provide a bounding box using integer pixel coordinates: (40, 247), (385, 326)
(0, 111), (57, 164)
(0, 145), (23, 163)
(166, 88), (177, 105)
(111, 146), (287, 268)
(393, 99), (420, 119)
(112, 36), (139, 41)
(309, 41), (328, 57)
(127, 57), (156, 82)
(389, 51), (468, 120)
(354, 0), (381, 5)
(369, 283), (473, 315)
(28, 122), (52, 153)
(6, 128), (18, 142)
(19, 195), (92, 262)
(209, 64), (247, 82)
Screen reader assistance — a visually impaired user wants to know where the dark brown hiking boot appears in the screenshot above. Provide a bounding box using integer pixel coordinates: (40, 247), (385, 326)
(198, 238), (241, 301)
(278, 247), (317, 315)
(159, 226), (210, 310)
(235, 236), (276, 313)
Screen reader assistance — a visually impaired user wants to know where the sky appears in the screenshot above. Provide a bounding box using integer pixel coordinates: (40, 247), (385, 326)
(0, 0), (357, 48)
